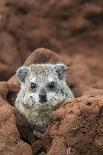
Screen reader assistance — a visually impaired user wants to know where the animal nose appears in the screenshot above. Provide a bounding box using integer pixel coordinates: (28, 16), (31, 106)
(39, 89), (47, 103)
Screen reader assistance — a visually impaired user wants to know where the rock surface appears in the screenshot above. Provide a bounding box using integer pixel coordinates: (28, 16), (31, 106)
(0, 83), (32, 155)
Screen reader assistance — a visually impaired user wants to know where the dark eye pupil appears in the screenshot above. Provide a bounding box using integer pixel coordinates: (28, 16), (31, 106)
(31, 82), (37, 89)
(49, 82), (55, 89)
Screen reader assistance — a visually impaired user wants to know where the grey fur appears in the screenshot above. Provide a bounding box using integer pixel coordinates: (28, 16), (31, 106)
(15, 64), (74, 136)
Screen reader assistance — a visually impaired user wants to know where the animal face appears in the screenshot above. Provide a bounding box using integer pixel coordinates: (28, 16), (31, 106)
(16, 64), (69, 107)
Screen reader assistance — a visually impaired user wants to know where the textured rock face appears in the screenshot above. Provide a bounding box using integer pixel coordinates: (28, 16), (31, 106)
(0, 84), (32, 155)
(46, 95), (103, 155)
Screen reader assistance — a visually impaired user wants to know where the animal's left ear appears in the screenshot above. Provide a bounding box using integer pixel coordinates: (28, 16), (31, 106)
(54, 64), (68, 80)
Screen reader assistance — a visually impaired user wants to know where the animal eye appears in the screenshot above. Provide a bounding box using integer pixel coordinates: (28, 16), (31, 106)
(48, 82), (55, 89)
(31, 82), (37, 90)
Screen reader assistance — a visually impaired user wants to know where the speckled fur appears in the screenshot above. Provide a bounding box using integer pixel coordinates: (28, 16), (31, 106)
(15, 64), (74, 136)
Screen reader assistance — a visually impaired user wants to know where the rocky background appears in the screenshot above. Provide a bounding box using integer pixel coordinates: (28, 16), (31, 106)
(0, 0), (103, 155)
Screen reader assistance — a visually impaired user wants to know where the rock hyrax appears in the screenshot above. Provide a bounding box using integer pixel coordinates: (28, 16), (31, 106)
(15, 64), (74, 136)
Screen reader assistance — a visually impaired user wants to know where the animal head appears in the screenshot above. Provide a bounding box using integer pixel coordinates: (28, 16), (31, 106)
(16, 64), (69, 107)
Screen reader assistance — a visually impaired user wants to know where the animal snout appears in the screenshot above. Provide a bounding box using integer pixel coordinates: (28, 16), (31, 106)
(39, 88), (47, 103)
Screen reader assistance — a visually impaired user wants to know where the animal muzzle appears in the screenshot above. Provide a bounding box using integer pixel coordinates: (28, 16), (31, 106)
(39, 88), (47, 103)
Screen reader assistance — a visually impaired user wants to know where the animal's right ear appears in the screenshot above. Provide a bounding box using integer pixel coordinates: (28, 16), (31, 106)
(16, 66), (30, 83)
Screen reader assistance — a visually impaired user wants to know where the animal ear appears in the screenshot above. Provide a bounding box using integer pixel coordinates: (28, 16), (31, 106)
(54, 64), (68, 80)
(16, 66), (30, 83)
